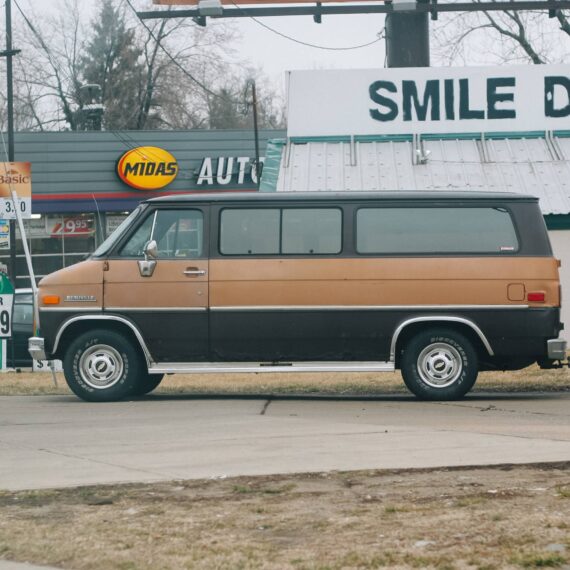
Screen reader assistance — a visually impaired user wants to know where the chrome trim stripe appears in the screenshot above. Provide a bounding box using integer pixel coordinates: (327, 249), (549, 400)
(105, 307), (207, 313)
(390, 316), (494, 361)
(149, 361), (395, 374)
(210, 305), (530, 312)
(40, 307), (102, 312)
(41, 305), (533, 313)
(53, 315), (154, 365)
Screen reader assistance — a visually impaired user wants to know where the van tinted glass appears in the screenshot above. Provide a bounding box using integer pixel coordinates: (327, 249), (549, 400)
(220, 209), (280, 255)
(154, 210), (203, 258)
(357, 207), (518, 254)
(220, 208), (342, 255)
(119, 209), (203, 258)
(119, 213), (155, 257)
(282, 209), (341, 254)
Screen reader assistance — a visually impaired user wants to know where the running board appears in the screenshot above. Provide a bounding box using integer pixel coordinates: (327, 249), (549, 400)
(148, 361), (395, 374)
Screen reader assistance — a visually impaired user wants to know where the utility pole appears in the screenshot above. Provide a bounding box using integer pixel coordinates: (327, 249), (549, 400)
(384, 0), (431, 68)
(2, 0), (37, 317)
(1, 0), (20, 284)
(251, 81), (261, 189)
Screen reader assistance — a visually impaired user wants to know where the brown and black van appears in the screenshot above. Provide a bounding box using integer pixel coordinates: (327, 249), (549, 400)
(29, 191), (567, 402)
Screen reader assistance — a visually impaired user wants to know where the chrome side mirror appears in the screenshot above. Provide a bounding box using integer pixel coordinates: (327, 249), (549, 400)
(138, 240), (158, 277)
(144, 240), (158, 260)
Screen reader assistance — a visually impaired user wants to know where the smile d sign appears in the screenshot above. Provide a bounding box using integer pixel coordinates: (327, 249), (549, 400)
(287, 65), (570, 137)
(117, 146), (178, 190)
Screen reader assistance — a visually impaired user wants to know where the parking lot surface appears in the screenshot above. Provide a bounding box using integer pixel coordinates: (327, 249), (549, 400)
(1, 392), (570, 491)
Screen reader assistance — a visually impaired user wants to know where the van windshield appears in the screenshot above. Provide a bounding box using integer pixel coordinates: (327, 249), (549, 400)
(91, 206), (144, 258)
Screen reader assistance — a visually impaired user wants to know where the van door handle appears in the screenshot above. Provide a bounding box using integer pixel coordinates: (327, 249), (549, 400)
(184, 268), (206, 277)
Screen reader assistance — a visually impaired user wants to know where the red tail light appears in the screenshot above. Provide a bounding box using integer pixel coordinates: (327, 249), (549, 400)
(528, 292), (545, 302)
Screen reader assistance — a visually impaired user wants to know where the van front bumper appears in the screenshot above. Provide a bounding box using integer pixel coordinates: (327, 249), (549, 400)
(547, 338), (567, 360)
(28, 337), (47, 361)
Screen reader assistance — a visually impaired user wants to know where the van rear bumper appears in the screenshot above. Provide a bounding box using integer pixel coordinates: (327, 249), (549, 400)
(28, 337), (47, 362)
(547, 338), (567, 360)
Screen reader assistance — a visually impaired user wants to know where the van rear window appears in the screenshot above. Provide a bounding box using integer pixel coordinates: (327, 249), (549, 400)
(220, 208), (342, 255)
(356, 207), (518, 254)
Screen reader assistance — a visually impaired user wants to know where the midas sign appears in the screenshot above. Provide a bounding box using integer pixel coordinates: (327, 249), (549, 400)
(117, 147), (178, 190)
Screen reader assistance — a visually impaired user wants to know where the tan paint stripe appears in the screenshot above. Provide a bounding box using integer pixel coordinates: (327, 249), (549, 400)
(210, 257), (560, 308)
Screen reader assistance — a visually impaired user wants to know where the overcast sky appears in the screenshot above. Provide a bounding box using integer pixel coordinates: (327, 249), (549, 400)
(23, 0), (387, 88)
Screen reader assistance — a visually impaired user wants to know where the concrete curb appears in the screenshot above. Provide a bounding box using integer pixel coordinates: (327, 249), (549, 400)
(0, 562), (63, 570)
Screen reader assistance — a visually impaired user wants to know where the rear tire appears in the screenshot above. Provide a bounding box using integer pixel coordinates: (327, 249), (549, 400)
(63, 329), (144, 402)
(132, 373), (164, 396)
(401, 328), (478, 401)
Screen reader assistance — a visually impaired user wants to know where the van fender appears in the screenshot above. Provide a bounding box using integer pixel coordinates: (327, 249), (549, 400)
(53, 315), (154, 366)
(390, 316), (494, 361)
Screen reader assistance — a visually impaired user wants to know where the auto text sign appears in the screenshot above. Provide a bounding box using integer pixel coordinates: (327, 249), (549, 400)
(0, 273), (14, 338)
(287, 65), (570, 137)
(0, 162), (32, 219)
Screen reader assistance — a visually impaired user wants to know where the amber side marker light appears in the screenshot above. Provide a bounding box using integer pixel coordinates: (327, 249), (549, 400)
(527, 292), (545, 302)
(42, 295), (60, 305)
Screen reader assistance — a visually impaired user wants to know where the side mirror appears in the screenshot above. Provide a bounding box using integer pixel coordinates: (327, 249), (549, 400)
(139, 240), (158, 278)
(144, 240), (158, 260)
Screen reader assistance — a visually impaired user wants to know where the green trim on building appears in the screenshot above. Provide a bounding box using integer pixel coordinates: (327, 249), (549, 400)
(290, 131), (557, 144)
(484, 131), (546, 140)
(354, 134), (414, 143)
(259, 139), (286, 193)
(423, 131), (547, 141)
(545, 215), (570, 230)
(289, 136), (352, 144)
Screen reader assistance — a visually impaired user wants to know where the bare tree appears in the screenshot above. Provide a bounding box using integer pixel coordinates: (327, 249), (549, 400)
(432, 2), (570, 65)
(8, 0), (85, 130)
(199, 68), (286, 130)
(129, 13), (241, 129)
(6, 0), (259, 131)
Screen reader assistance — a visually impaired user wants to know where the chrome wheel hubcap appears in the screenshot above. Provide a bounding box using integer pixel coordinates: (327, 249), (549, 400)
(79, 344), (124, 390)
(417, 343), (462, 388)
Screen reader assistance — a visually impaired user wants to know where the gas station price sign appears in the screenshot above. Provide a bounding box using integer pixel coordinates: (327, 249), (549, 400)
(0, 162), (32, 220)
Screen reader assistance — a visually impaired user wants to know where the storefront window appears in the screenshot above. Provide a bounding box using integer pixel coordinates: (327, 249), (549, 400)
(0, 213), (99, 288)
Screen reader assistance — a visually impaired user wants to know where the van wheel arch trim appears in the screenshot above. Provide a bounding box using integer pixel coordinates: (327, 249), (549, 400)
(390, 316), (494, 361)
(53, 315), (154, 366)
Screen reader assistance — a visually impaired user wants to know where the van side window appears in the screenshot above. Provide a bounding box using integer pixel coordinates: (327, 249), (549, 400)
(220, 209), (280, 255)
(119, 213), (155, 257)
(356, 207), (519, 254)
(119, 209), (204, 258)
(220, 208), (342, 255)
(282, 209), (342, 254)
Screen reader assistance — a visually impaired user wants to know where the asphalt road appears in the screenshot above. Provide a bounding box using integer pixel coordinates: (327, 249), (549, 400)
(1, 392), (570, 491)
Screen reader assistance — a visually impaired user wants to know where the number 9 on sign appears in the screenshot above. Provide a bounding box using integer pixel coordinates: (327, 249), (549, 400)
(0, 295), (13, 338)
(0, 310), (9, 336)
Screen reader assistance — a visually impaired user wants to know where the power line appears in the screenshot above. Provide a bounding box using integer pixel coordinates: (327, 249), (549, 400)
(228, 0), (385, 51)
(125, 0), (239, 104)
(11, 0), (167, 157)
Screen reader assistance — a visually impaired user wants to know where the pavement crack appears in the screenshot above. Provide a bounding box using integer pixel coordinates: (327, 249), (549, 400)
(0, 439), (171, 479)
(260, 398), (272, 415)
(435, 429), (570, 444)
(434, 401), (566, 417)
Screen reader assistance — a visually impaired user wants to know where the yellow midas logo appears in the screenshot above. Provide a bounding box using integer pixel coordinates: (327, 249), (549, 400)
(117, 147), (178, 190)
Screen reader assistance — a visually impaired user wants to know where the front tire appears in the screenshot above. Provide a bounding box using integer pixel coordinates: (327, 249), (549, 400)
(132, 373), (165, 396)
(401, 328), (478, 401)
(63, 329), (144, 402)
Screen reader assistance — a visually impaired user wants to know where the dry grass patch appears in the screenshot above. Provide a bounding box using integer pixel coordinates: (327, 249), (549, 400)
(1, 465), (570, 569)
(0, 364), (568, 397)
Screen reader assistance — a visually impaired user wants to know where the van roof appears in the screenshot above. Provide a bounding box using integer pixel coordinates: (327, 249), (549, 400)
(146, 191), (537, 204)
